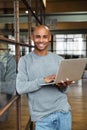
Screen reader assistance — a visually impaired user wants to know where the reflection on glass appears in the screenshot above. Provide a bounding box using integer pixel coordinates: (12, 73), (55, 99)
(55, 34), (86, 57)
(0, 41), (16, 121)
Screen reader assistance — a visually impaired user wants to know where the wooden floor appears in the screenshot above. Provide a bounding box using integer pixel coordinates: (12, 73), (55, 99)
(0, 79), (87, 130)
(68, 79), (87, 130)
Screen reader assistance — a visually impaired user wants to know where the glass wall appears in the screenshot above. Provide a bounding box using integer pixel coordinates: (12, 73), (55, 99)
(53, 34), (86, 59)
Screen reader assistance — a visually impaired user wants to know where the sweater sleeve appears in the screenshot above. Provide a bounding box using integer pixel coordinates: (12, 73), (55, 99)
(16, 57), (45, 94)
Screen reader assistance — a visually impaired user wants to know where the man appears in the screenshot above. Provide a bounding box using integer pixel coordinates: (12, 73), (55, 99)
(16, 25), (74, 130)
(0, 41), (16, 121)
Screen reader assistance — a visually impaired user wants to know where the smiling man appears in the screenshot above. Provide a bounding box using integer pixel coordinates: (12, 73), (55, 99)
(16, 25), (74, 130)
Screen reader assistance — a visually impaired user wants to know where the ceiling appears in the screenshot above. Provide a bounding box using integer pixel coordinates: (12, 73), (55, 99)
(0, 0), (87, 14)
(0, 0), (87, 34)
(46, 0), (87, 13)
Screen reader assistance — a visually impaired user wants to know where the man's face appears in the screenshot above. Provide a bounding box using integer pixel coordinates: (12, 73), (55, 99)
(32, 27), (51, 51)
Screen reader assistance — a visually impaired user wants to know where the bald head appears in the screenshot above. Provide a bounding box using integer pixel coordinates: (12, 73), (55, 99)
(33, 25), (51, 36)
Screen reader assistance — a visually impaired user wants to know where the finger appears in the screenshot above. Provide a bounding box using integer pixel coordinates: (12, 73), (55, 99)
(66, 78), (71, 85)
(71, 80), (75, 84)
(60, 80), (64, 83)
(66, 78), (69, 81)
(60, 80), (68, 87)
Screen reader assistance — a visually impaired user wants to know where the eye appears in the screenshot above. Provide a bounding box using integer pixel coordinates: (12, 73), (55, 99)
(35, 35), (40, 38)
(43, 35), (48, 38)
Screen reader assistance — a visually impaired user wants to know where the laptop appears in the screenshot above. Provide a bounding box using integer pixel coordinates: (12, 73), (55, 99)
(41, 58), (87, 86)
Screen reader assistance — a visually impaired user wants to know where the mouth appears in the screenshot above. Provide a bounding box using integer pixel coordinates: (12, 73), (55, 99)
(39, 43), (45, 47)
(36, 43), (46, 49)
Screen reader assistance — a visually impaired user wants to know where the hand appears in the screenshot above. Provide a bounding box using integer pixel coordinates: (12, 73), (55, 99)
(44, 74), (56, 83)
(55, 78), (75, 91)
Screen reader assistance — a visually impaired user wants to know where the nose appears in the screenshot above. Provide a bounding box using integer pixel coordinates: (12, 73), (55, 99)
(40, 37), (43, 42)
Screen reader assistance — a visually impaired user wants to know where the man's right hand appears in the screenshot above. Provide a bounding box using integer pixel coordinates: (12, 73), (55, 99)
(44, 74), (56, 83)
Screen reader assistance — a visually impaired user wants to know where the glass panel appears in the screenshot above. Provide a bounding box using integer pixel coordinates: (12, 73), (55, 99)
(55, 34), (86, 58)
(0, 42), (16, 121)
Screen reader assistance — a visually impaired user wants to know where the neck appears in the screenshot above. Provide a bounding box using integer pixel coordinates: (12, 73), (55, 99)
(34, 49), (48, 56)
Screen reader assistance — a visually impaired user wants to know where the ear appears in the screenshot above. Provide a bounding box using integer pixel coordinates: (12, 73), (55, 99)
(49, 34), (51, 42)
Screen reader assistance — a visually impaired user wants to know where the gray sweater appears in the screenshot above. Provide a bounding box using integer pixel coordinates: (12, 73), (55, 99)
(16, 51), (71, 121)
